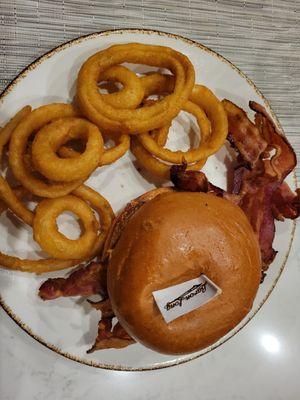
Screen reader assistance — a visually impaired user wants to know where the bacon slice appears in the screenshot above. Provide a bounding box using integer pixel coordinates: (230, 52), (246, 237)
(112, 322), (133, 341)
(222, 99), (268, 165)
(233, 102), (298, 267)
(87, 315), (134, 353)
(170, 164), (224, 196)
(272, 182), (300, 221)
(87, 298), (114, 318)
(85, 297), (134, 353)
(87, 335), (134, 352)
(39, 262), (107, 300)
(170, 165), (209, 192)
(238, 176), (279, 267)
(87, 317), (113, 353)
(171, 100), (299, 270)
(250, 101), (297, 181)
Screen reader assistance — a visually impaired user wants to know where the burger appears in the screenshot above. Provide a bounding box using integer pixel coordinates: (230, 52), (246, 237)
(104, 188), (261, 355)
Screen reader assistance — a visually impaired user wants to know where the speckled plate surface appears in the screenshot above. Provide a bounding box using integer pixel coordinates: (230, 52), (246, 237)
(0, 29), (296, 371)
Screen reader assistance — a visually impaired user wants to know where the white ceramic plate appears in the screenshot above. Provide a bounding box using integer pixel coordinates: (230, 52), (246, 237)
(0, 29), (296, 371)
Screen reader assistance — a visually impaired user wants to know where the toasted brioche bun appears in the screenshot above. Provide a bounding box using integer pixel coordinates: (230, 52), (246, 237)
(107, 190), (261, 354)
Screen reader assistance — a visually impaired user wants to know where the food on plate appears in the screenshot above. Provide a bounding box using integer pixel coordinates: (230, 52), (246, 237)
(0, 107), (78, 272)
(139, 77), (228, 163)
(0, 250), (81, 274)
(58, 131), (130, 166)
(77, 51), (226, 178)
(87, 317), (135, 352)
(30, 183), (116, 262)
(76, 43), (195, 134)
(132, 82), (228, 177)
(1, 41), (299, 357)
(102, 187), (173, 257)
(31, 117), (104, 181)
(33, 195), (99, 260)
(39, 260), (134, 350)
(0, 105), (114, 273)
(221, 99), (268, 165)
(0, 105), (34, 225)
(0, 170), (34, 227)
(171, 101), (300, 269)
(136, 100), (211, 163)
(39, 97), (299, 354)
(9, 103), (83, 198)
(99, 133), (130, 165)
(0, 105), (32, 160)
(100, 65), (145, 109)
(106, 190), (261, 354)
(0, 186), (29, 215)
(131, 138), (207, 179)
(72, 185), (115, 255)
(39, 262), (107, 300)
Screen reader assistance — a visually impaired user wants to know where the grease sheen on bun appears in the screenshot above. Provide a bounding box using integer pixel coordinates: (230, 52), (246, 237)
(107, 191), (261, 355)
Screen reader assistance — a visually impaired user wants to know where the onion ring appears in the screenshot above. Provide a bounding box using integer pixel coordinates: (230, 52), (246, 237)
(190, 85), (228, 156)
(152, 124), (171, 147)
(31, 117), (104, 182)
(0, 106), (31, 161)
(100, 65), (145, 109)
(131, 76), (227, 178)
(0, 253), (80, 274)
(138, 74), (228, 163)
(9, 103), (85, 198)
(141, 72), (175, 98)
(0, 186), (29, 215)
(143, 74), (228, 158)
(33, 195), (99, 260)
(76, 43), (195, 134)
(101, 134), (130, 165)
(73, 184), (114, 255)
(137, 101), (211, 164)
(0, 106), (34, 225)
(59, 133), (130, 166)
(33, 185), (114, 259)
(131, 138), (207, 180)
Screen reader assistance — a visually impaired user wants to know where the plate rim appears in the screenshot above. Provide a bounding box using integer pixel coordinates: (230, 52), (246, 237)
(0, 28), (297, 371)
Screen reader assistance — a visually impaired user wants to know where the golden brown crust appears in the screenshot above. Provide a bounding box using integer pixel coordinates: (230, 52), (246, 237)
(102, 187), (173, 261)
(107, 191), (261, 355)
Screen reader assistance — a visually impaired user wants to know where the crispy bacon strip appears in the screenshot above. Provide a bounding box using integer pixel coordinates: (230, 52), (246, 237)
(87, 298), (114, 318)
(170, 164), (224, 196)
(87, 317), (113, 353)
(39, 262), (107, 300)
(272, 182), (300, 221)
(222, 99), (268, 165)
(238, 176), (279, 267)
(225, 101), (298, 268)
(232, 102), (298, 267)
(87, 335), (134, 352)
(251, 102), (297, 181)
(171, 100), (299, 270)
(86, 298), (134, 353)
(87, 316), (134, 353)
(112, 322), (133, 340)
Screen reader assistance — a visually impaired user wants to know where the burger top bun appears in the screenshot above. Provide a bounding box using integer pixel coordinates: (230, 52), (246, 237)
(107, 190), (261, 355)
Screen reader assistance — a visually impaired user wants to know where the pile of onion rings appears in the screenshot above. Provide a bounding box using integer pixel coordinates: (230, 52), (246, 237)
(0, 105), (114, 273)
(0, 43), (228, 274)
(76, 43), (196, 134)
(75, 43), (227, 178)
(131, 76), (228, 178)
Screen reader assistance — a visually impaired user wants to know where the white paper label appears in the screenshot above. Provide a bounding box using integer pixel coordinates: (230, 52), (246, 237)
(152, 275), (221, 323)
